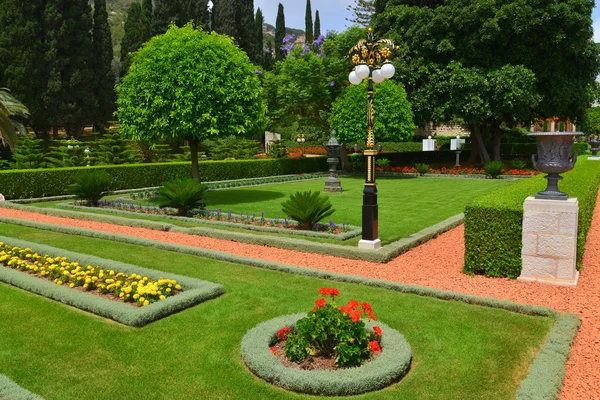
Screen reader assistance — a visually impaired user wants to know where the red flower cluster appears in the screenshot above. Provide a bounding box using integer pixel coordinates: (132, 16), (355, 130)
(349, 309), (362, 322)
(361, 302), (376, 321)
(277, 326), (291, 341)
(318, 287), (339, 297)
(287, 152), (302, 159)
(379, 165), (537, 177)
(312, 297), (327, 311)
(373, 326), (382, 336)
(287, 146), (327, 155)
(368, 340), (381, 352)
(339, 299), (359, 314)
(270, 346), (277, 355)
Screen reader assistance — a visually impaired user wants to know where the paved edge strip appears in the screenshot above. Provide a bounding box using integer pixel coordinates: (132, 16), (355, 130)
(0, 201), (463, 263)
(0, 218), (580, 400)
(0, 235), (224, 327)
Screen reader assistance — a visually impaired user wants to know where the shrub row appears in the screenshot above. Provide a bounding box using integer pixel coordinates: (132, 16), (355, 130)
(0, 158), (327, 199)
(0, 235), (223, 327)
(57, 203), (362, 241)
(241, 314), (412, 396)
(0, 216), (579, 399)
(464, 157), (600, 278)
(0, 202), (462, 263)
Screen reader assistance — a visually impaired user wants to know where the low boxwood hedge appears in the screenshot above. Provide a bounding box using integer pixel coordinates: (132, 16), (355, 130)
(0, 158), (327, 200)
(0, 235), (223, 327)
(0, 374), (43, 400)
(464, 157), (600, 278)
(241, 313), (412, 396)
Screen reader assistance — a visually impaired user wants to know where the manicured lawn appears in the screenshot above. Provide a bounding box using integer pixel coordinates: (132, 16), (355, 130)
(30, 176), (512, 245)
(0, 223), (552, 400)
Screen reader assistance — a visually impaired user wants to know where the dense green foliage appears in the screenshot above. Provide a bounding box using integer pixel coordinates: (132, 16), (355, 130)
(484, 161), (504, 178)
(120, 2), (151, 77)
(275, 3), (286, 61)
(156, 178), (208, 216)
(0, 88), (29, 150)
(304, 0), (314, 45)
(92, 0), (115, 132)
(346, 0), (375, 26)
(330, 80), (415, 144)
(0, 158), (327, 199)
(464, 158), (600, 277)
(117, 25), (267, 180)
(0, 223), (555, 399)
(214, 0), (236, 37)
(92, 133), (140, 165)
(583, 107), (600, 136)
(67, 170), (113, 206)
(373, 0), (600, 163)
(236, 0), (256, 62)
(45, 140), (91, 168)
(281, 191), (335, 229)
(10, 135), (47, 169)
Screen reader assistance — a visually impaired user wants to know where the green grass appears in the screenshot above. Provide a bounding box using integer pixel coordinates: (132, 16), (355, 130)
(0, 223), (552, 400)
(29, 177), (511, 245)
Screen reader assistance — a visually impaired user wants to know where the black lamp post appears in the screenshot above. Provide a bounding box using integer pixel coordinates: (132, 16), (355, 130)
(347, 28), (398, 250)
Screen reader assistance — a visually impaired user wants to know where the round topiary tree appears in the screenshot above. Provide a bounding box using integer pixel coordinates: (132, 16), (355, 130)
(330, 79), (415, 145)
(116, 24), (267, 180)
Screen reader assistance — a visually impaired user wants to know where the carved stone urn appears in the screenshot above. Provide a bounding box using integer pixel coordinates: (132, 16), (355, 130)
(529, 131), (582, 200)
(589, 136), (600, 158)
(324, 130), (343, 193)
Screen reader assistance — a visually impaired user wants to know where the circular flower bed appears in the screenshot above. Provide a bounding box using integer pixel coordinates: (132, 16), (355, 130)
(241, 313), (412, 396)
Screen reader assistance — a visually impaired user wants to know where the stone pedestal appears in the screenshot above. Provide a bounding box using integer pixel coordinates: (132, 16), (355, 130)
(519, 197), (579, 286)
(358, 239), (381, 250)
(588, 156), (600, 161)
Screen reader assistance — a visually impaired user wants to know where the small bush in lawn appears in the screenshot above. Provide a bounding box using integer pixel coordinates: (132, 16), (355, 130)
(155, 178), (207, 216)
(484, 161), (505, 178)
(279, 288), (382, 368)
(376, 158), (390, 167)
(67, 170), (112, 206)
(281, 191), (335, 230)
(511, 159), (527, 170)
(414, 163), (429, 176)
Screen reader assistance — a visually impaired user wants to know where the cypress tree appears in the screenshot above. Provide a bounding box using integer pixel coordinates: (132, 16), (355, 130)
(120, 3), (150, 77)
(314, 10), (321, 39)
(153, 0), (178, 35)
(214, 0), (237, 38)
(304, 0), (313, 45)
(236, 0), (255, 58)
(142, 0), (153, 31)
(42, 0), (95, 138)
(189, 0), (207, 28)
(92, 0), (115, 132)
(274, 3), (286, 61)
(263, 38), (274, 70)
(254, 8), (264, 65)
(0, 0), (48, 137)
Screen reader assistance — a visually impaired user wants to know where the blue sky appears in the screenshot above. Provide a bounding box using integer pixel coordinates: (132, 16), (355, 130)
(255, 0), (600, 41)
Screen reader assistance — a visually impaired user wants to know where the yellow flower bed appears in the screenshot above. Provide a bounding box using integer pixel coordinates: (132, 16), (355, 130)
(0, 242), (182, 306)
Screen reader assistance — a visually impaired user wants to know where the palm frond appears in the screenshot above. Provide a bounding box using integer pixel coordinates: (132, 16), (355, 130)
(0, 108), (17, 149)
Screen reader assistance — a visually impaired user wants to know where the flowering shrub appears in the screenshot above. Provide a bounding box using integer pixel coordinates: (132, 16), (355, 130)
(372, 165), (538, 176)
(278, 288), (383, 368)
(287, 146), (326, 155)
(0, 242), (182, 306)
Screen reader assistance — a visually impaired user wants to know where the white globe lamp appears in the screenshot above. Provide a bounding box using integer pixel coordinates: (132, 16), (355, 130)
(355, 64), (370, 80)
(372, 69), (384, 83)
(349, 71), (363, 85)
(381, 63), (395, 79)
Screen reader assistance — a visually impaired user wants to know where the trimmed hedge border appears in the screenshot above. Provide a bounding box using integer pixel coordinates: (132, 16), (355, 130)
(0, 220), (580, 399)
(241, 314), (412, 396)
(372, 171), (532, 180)
(0, 235), (223, 327)
(56, 202), (363, 241)
(464, 156), (600, 277)
(0, 375), (43, 400)
(0, 158), (327, 200)
(0, 201), (462, 263)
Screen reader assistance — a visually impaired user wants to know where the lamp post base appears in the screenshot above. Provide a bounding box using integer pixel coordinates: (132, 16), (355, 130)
(358, 239), (382, 250)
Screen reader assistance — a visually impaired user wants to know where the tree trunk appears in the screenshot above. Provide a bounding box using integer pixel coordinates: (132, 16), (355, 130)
(339, 144), (350, 171)
(189, 137), (200, 181)
(491, 120), (502, 161)
(468, 123), (491, 165)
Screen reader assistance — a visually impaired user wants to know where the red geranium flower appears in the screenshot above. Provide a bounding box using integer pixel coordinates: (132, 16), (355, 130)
(270, 346), (277, 355)
(361, 302), (376, 320)
(349, 309), (362, 322)
(312, 297), (327, 311)
(277, 326), (291, 340)
(368, 340), (381, 352)
(318, 287), (339, 296)
(373, 326), (382, 336)
(339, 299), (359, 314)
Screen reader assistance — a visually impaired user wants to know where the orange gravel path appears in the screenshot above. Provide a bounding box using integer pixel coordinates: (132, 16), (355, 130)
(1, 198), (599, 399)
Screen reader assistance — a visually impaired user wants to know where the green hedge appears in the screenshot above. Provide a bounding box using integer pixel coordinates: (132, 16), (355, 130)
(464, 157), (600, 278)
(241, 314), (412, 396)
(0, 158), (327, 199)
(0, 235), (224, 327)
(0, 375), (43, 400)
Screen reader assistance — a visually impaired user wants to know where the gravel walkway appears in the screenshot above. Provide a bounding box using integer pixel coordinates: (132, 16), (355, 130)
(1, 198), (599, 399)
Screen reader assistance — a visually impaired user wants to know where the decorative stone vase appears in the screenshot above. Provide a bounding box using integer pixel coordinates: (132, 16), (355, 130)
(529, 131), (582, 200)
(324, 131), (343, 192)
(589, 137), (600, 157)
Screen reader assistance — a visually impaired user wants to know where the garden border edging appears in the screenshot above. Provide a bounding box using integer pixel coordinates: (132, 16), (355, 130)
(241, 314), (412, 396)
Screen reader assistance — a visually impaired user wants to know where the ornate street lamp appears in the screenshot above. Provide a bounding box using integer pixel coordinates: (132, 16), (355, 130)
(347, 28), (398, 250)
(296, 131), (306, 157)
